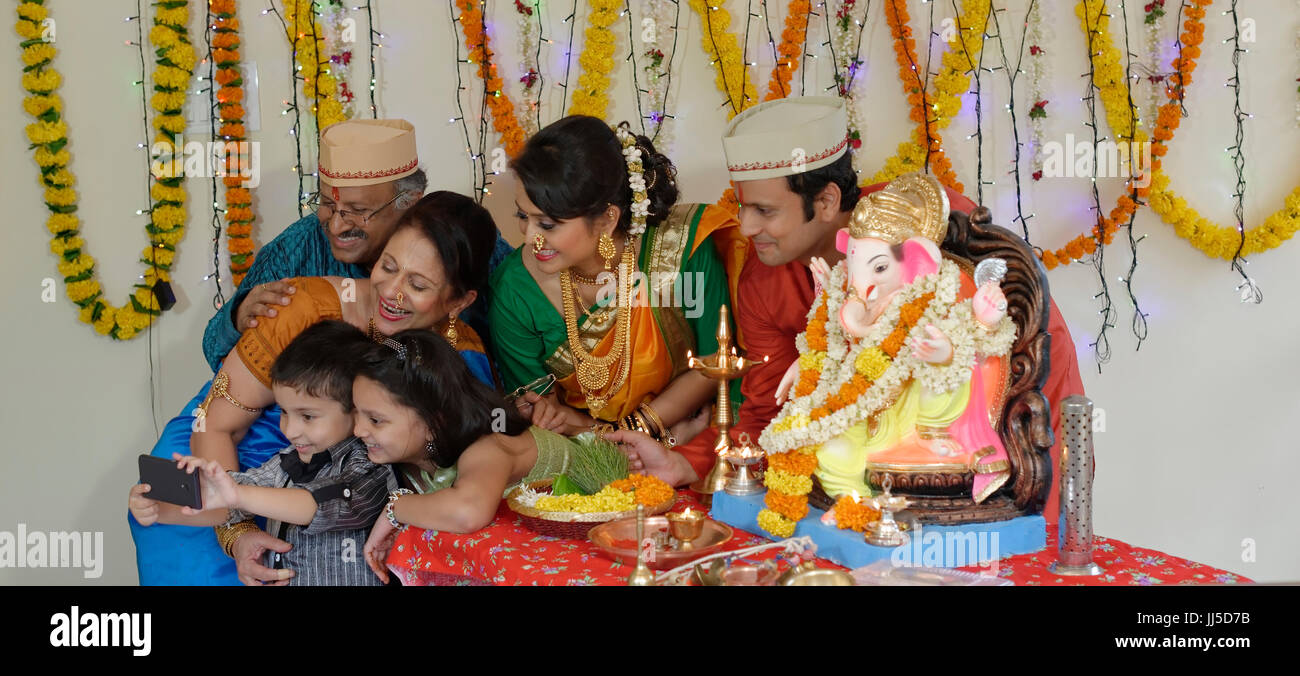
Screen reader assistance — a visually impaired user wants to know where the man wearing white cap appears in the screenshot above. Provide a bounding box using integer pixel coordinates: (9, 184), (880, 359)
(624, 97), (1085, 526)
(201, 119), (511, 371)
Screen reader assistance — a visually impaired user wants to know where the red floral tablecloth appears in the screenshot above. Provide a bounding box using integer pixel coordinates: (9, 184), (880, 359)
(386, 492), (1249, 586)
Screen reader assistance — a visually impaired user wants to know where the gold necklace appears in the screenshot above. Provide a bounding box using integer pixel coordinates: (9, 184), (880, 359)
(570, 269), (602, 286)
(561, 235), (638, 415)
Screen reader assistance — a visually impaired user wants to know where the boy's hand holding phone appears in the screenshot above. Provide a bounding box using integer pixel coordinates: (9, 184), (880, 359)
(174, 454), (240, 513)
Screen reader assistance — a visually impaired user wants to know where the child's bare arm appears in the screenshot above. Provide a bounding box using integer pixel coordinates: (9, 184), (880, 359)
(179, 456), (318, 526)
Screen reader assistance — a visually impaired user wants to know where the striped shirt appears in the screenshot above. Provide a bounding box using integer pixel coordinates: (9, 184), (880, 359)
(225, 436), (397, 586)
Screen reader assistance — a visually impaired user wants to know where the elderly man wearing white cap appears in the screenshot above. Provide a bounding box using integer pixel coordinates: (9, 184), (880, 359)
(619, 98), (1085, 520)
(200, 119), (511, 372)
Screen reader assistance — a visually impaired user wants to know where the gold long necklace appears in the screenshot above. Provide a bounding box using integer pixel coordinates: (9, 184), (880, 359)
(561, 235), (638, 416)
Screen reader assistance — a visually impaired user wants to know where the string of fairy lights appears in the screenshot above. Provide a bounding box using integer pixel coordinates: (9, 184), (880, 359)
(948, 0), (991, 204)
(1222, 0), (1260, 303)
(1080, 1), (1118, 368)
(126, 4), (163, 435)
(1115, 0), (1149, 350)
(986, 0), (1037, 243)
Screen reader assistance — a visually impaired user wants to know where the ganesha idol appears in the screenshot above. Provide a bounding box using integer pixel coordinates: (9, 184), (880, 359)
(760, 173), (1019, 522)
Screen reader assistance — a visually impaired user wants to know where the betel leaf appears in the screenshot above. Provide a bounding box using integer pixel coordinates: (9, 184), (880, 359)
(550, 474), (584, 496)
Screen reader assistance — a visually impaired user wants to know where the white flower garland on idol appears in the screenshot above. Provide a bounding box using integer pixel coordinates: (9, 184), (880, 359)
(759, 258), (1016, 456)
(1025, 0), (1050, 180)
(614, 124), (651, 234)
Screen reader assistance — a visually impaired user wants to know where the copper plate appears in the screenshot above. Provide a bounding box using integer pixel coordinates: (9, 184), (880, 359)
(588, 516), (734, 571)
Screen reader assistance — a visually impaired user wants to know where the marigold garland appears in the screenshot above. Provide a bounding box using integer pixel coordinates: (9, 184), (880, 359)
(688, 0), (758, 120)
(211, 0), (256, 287)
(764, 491), (809, 522)
(282, 0), (348, 131)
(1042, 0), (1297, 269)
(15, 0), (192, 340)
(455, 0), (528, 157)
(764, 0), (810, 101)
(869, 0), (993, 193)
(567, 0), (622, 119)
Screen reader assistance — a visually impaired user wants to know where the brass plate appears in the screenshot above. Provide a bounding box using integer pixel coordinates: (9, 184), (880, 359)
(588, 516), (734, 571)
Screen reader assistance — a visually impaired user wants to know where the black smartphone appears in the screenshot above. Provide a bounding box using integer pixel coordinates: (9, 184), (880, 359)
(137, 455), (203, 510)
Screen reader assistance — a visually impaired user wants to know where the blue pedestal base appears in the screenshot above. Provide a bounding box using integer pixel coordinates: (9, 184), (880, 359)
(712, 490), (1046, 570)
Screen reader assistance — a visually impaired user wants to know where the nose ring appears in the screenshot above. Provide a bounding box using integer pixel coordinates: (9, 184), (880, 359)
(533, 233), (546, 254)
(395, 292), (404, 309)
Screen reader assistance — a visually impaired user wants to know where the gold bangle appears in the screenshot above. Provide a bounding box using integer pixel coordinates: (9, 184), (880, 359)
(197, 371), (264, 421)
(214, 519), (262, 558)
(638, 402), (668, 439)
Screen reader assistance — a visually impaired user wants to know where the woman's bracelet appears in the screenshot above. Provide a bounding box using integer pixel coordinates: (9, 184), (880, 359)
(386, 489), (414, 530)
(215, 519), (262, 558)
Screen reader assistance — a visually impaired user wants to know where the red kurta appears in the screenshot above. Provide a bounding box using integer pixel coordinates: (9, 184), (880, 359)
(677, 183), (1085, 524)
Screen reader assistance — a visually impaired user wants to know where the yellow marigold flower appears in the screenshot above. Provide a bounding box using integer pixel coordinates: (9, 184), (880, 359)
(317, 72), (337, 93)
(46, 213), (78, 235)
(34, 147), (70, 168)
(152, 205), (186, 229)
(149, 24), (179, 48)
(116, 324), (137, 341)
(141, 246), (175, 267)
(17, 3), (48, 22)
(154, 65), (190, 89)
(765, 469), (813, 496)
(854, 346), (891, 380)
(798, 351), (824, 371)
(78, 304), (96, 324)
(44, 186), (77, 207)
(25, 119), (65, 145)
(150, 91), (186, 113)
(134, 288), (161, 313)
(66, 280), (100, 303)
(21, 69), (60, 93)
(757, 509), (796, 538)
(50, 236), (84, 256)
(165, 45), (196, 72)
(150, 184), (186, 204)
(152, 114), (187, 134)
(22, 42), (55, 67)
(156, 7), (189, 27)
(57, 254), (94, 278)
(44, 168), (75, 187)
(15, 19), (42, 40)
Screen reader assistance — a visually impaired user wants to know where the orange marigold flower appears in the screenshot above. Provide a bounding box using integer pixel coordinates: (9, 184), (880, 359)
(765, 491), (809, 522)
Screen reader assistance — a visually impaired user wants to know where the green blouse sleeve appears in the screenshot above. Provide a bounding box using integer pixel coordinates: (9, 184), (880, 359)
(488, 250), (556, 392)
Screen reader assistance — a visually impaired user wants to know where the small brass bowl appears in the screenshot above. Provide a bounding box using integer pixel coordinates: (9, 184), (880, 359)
(779, 567), (855, 586)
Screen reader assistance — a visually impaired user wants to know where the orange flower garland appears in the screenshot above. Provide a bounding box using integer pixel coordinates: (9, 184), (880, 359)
(765, 490), (810, 522)
(767, 449), (819, 476)
(211, 0), (255, 287)
(1042, 0), (1209, 269)
(873, 0), (963, 192)
(455, 0), (527, 157)
(765, 0), (810, 101)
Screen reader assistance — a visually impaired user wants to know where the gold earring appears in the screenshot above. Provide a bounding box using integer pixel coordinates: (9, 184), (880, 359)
(598, 232), (616, 271)
(445, 314), (458, 349)
(533, 233), (546, 254)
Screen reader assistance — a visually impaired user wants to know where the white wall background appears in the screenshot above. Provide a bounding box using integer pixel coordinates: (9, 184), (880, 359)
(2, 0), (1296, 584)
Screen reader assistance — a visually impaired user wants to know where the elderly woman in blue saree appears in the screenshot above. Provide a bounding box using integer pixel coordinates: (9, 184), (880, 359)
(129, 192), (499, 585)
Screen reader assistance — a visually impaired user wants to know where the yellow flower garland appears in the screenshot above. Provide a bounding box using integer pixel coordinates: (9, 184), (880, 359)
(1076, 0), (1299, 262)
(687, 0), (758, 119)
(282, 0), (348, 130)
(15, 0), (192, 340)
(567, 0), (622, 119)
